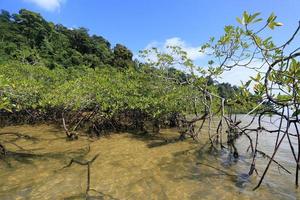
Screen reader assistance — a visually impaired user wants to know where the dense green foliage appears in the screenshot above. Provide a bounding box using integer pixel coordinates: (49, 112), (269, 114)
(0, 62), (199, 119)
(0, 9), (253, 124)
(0, 9), (135, 69)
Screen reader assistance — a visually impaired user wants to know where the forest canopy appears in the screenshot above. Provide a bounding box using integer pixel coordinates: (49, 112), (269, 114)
(0, 9), (250, 119)
(0, 9), (135, 69)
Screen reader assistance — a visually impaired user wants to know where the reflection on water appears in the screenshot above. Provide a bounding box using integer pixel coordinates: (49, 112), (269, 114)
(0, 122), (299, 200)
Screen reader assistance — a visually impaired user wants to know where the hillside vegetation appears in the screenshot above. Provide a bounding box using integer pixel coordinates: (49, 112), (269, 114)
(0, 9), (252, 131)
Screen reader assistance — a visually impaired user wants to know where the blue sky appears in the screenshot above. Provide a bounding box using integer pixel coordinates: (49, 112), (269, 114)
(0, 0), (300, 84)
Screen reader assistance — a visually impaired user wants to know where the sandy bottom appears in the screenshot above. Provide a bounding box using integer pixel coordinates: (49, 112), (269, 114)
(0, 124), (299, 200)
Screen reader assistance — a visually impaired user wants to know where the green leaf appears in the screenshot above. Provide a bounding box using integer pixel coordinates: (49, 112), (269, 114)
(274, 22), (283, 27)
(250, 73), (261, 82)
(267, 13), (276, 23)
(253, 18), (263, 23)
(254, 36), (262, 45)
(251, 12), (261, 20)
(236, 17), (243, 25)
(268, 22), (275, 30)
(243, 11), (250, 24)
(244, 80), (252, 88)
(292, 110), (300, 117)
(248, 12), (261, 24)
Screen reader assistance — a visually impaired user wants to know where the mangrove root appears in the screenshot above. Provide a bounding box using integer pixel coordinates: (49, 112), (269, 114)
(62, 153), (99, 198)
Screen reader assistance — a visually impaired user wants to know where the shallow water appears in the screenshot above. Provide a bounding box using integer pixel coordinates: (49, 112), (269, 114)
(0, 121), (299, 200)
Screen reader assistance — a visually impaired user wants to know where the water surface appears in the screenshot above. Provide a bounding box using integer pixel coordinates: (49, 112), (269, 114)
(0, 122), (299, 199)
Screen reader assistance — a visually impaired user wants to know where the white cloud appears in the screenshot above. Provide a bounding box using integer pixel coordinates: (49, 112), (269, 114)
(219, 67), (257, 86)
(164, 37), (204, 61)
(24, 0), (65, 11)
(140, 37), (266, 87)
(142, 37), (204, 61)
(218, 59), (267, 86)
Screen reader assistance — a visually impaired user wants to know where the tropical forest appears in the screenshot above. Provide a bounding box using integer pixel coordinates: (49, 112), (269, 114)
(0, 1), (299, 200)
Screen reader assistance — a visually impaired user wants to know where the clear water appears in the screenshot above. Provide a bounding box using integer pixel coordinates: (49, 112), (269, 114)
(0, 119), (299, 199)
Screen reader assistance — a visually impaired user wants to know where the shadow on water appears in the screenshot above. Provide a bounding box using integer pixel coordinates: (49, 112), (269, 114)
(1, 145), (92, 168)
(157, 144), (254, 190)
(126, 129), (257, 191)
(124, 129), (185, 148)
